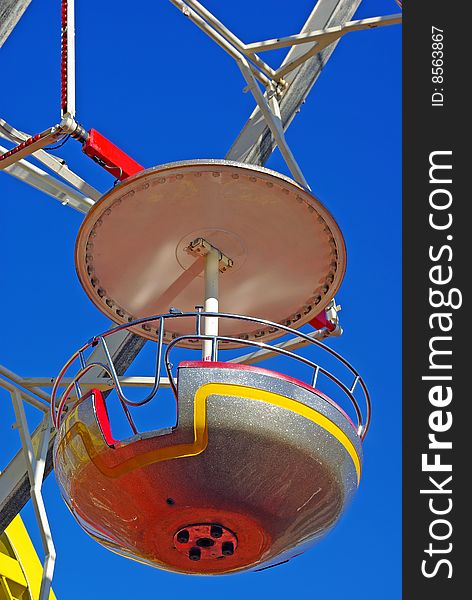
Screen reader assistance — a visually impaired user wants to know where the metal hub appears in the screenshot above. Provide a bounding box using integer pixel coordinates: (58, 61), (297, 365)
(173, 524), (238, 561)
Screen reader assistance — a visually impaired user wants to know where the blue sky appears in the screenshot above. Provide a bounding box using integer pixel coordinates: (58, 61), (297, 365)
(0, 1), (401, 598)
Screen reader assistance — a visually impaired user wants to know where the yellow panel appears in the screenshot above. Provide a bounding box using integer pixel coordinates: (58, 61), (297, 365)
(0, 552), (27, 587)
(1, 516), (56, 600)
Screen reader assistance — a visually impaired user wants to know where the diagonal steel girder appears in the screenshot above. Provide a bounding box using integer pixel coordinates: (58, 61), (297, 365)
(0, 0), (32, 47)
(0, 0), (361, 534)
(227, 0), (361, 164)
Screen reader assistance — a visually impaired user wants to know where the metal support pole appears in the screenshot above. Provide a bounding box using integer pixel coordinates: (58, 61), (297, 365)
(245, 14), (402, 53)
(168, 2), (307, 185)
(227, 0), (362, 164)
(0, 117), (101, 202)
(203, 249), (219, 361)
(61, 0), (76, 118)
(169, 0), (271, 86)
(0, 144), (95, 213)
(237, 57), (309, 187)
(0, 365), (52, 406)
(0, 0), (32, 47)
(19, 375), (173, 390)
(183, 0), (278, 81)
(11, 391), (56, 600)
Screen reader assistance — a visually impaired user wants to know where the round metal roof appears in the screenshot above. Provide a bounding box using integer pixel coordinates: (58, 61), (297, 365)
(75, 160), (346, 346)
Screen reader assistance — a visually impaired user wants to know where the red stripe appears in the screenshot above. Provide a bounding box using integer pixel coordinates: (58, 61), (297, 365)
(88, 388), (117, 446)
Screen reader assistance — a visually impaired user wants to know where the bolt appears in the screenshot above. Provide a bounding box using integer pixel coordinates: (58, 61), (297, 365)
(222, 541), (234, 556)
(176, 530), (189, 544)
(210, 525), (223, 538)
(189, 547), (201, 561)
(196, 537), (215, 548)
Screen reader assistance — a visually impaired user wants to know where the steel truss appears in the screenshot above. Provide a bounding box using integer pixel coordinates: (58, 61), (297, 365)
(0, 373), (55, 600)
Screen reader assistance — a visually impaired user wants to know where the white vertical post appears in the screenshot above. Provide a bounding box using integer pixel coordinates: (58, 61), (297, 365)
(11, 390), (56, 600)
(203, 249), (219, 361)
(67, 0), (76, 117)
(61, 0), (76, 118)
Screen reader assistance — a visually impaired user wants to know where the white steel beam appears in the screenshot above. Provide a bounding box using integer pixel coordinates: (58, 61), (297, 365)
(246, 13), (402, 53)
(170, 1), (309, 186)
(0, 127), (64, 169)
(0, 365), (52, 407)
(0, 0), (32, 47)
(0, 114), (81, 171)
(20, 376), (173, 391)
(11, 392), (55, 600)
(183, 0), (277, 80)
(0, 117), (101, 202)
(273, 37), (337, 80)
(227, 0), (362, 164)
(169, 0), (272, 87)
(0, 144), (94, 214)
(237, 59), (308, 187)
(272, 13), (401, 80)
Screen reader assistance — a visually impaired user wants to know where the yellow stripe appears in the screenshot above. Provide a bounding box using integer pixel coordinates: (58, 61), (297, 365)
(193, 384), (361, 483)
(59, 383), (361, 484)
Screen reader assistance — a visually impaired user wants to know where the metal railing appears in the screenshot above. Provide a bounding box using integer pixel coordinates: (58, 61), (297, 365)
(51, 311), (371, 439)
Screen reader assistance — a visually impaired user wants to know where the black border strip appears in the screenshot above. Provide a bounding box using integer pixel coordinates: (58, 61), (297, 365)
(403, 2), (466, 596)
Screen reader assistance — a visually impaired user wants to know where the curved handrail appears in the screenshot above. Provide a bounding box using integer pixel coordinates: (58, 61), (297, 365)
(163, 334), (366, 438)
(50, 311), (371, 439)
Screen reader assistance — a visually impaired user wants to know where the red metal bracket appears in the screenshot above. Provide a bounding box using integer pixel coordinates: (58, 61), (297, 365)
(82, 129), (144, 181)
(309, 310), (336, 332)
